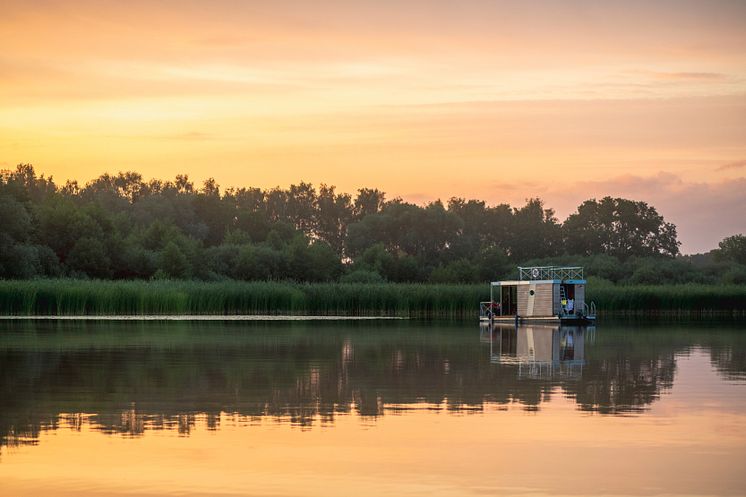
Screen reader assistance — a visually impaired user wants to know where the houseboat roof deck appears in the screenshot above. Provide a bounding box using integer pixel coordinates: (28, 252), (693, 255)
(518, 266), (583, 281)
(491, 266), (586, 285)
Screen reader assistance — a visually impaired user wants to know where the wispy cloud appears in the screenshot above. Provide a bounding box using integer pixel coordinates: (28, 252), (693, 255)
(717, 160), (746, 171)
(651, 72), (728, 81)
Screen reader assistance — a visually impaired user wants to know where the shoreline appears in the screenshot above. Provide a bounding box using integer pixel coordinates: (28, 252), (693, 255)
(0, 315), (407, 321)
(1, 279), (745, 318)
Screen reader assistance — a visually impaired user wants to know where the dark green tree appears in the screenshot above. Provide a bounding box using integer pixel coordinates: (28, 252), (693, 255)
(563, 197), (679, 259)
(67, 237), (112, 278)
(158, 242), (190, 279)
(508, 198), (562, 261)
(716, 234), (746, 265)
(286, 182), (317, 234)
(353, 188), (385, 219)
(316, 184), (353, 255)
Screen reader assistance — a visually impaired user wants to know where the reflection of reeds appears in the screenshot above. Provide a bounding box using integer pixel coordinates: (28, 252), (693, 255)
(0, 279), (744, 317)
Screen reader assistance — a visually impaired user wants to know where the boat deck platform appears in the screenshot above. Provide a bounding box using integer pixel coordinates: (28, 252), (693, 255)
(479, 315), (596, 325)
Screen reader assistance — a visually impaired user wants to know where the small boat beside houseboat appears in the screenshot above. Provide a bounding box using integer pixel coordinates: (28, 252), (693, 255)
(479, 266), (597, 324)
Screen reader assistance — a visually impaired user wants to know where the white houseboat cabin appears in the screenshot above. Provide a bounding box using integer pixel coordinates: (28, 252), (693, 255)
(480, 266), (596, 324)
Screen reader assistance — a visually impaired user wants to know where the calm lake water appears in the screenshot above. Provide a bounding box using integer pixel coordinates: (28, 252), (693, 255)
(1, 319), (745, 496)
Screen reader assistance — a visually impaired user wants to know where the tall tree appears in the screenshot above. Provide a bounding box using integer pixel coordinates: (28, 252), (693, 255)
(316, 184), (353, 255)
(563, 197), (680, 258)
(353, 188), (385, 219)
(716, 234), (746, 265)
(286, 182), (317, 234)
(508, 198), (562, 260)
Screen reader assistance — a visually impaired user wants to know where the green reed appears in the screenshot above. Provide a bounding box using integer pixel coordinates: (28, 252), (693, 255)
(587, 279), (746, 316)
(0, 279), (743, 317)
(0, 279), (488, 317)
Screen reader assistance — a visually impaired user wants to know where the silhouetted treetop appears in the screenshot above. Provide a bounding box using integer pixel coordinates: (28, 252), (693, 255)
(0, 164), (738, 283)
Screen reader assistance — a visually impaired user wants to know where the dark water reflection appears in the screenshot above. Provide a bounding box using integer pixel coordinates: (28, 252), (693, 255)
(1, 319), (745, 448)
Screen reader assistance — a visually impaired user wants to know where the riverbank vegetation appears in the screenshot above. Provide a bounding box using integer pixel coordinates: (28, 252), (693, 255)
(1, 164), (745, 287)
(1, 279), (744, 317)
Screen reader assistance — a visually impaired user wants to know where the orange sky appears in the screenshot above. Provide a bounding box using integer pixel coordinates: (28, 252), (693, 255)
(1, 0), (745, 252)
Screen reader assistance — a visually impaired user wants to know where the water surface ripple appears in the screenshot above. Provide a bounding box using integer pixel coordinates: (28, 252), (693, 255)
(1, 319), (745, 496)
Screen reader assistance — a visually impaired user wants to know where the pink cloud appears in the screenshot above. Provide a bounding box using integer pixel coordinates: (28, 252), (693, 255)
(717, 160), (746, 171)
(542, 173), (746, 254)
(401, 172), (744, 253)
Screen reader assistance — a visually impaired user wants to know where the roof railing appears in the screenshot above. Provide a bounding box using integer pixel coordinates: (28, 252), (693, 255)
(518, 266), (584, 281)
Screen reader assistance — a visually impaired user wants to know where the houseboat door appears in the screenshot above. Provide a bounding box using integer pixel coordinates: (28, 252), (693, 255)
(500, 285), (518, 316)
(560, 283), (576, 314)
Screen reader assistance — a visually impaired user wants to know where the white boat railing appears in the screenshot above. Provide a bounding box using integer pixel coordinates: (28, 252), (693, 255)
(582, 301), (597, 317)
(518, 266), (584, 281)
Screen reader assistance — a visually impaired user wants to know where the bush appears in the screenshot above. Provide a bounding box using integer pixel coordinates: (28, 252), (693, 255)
(430, 259), (479, 283)
(722, 265), (746, 285)
(67, 237), (112, 278)
(341, 269), (385, 284)
(235, 245), (282, 280)
(628, 257), (702, 285)
(158, 242), (190, 279)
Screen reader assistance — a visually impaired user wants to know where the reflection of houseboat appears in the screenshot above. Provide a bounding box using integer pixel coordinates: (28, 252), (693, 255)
(480, 266), (596, 324)
(482, 323), (594, 378)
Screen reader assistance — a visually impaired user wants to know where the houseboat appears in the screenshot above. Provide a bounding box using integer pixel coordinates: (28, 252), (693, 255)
(479, 266), (596, 324)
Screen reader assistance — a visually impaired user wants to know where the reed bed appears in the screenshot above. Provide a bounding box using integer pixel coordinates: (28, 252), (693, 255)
(587, 280), (746, 317)
(0, 279), (743, 318)
(0, 280), (488, 318)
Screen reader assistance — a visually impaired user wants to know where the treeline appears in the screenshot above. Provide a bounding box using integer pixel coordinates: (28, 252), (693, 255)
(1, 164), (744, 285)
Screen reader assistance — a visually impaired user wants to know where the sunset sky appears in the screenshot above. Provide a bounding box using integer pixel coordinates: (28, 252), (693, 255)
(2, 0), (745, 252)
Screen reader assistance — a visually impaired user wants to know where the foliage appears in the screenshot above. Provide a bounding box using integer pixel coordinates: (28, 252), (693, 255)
(0, 164), (742, 286)
(717, 234), (746, 265)
(340, 269), (386, 284)
(430, 259), (480, 283)
(563, 197), (680, 258)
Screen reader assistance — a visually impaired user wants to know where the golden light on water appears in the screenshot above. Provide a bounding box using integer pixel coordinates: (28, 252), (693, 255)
(1, 350), (745, 497)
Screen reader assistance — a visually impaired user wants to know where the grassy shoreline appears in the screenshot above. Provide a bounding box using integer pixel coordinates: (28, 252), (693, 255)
(0, 279), (745, 318)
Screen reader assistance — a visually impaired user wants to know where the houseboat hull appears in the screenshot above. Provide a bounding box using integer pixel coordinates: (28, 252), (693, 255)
(479, 314), (596, 325)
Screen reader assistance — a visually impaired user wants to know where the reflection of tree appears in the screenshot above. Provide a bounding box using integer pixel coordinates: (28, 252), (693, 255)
(709, 347), (746, 381)
(0, 325), (551, 446)
(701, 329), (746, 381)
(568, 355), (676, 414)
(0, 321), (743, 449)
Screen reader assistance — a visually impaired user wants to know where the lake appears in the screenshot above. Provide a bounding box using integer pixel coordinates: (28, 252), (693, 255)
(1, 319), (745, 496)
